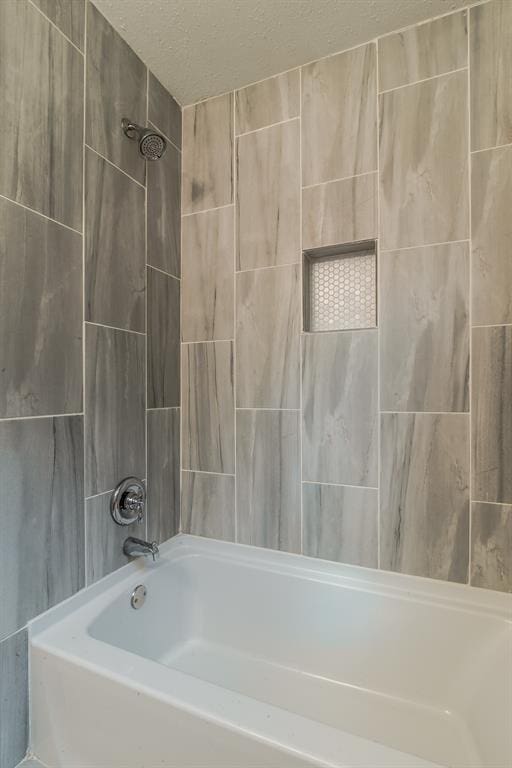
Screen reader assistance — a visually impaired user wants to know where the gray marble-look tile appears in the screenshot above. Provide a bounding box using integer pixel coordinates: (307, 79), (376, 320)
(147, 408), (180, 544)
(236, 264), (300, 409)
(85, 491), (130, 585)
(302, 331), (378, 486)
(379, 70), (468, 250)
(85, 324), (145, 496)
(147, 139), (181, 278)
(0, 198), (82, 418)
(470, 1), (512, 151)
(380, 413), (469, 583)
(182, 206), (234, 342)
(0, 416), (84, 639)
(237, 119), (300, 270)
(85, 149), (145, 332)
(302, 173), (377, 251)
(302, 43), (377, 186)
(236, 69), (300, 135)
(237, 410), (300, 553)
(471, 145), (512, 326)
(148, 71), (181, 149)
(0, 0), (83, 230)
(380, 243), (469, 413)
(472, 326), (512, 505)
(32, 0), (85, 49)
(471, 502), (512, 593)
(86, 2), (147, 184)
(181, 471), (235, 542)
(182, 341), (235, 473)
(378, 11), (467, 92)
(302, 484), (378, 567)
(0, 629), (28, 768)
(182, 93), (233, 214)
(147, 267), (180, 408)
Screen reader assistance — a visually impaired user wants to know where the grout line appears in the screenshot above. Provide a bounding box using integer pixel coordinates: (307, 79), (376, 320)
(182, 202), (234, 218)
(302, 170), (377, 191)
(376, 33), (381, 571)
(0, 625), (30, 648)
(302, 480), (379, 491)
(81, 0), (88, 665)
(380, 238), (470, 254)
(147, 263), (181, 281)
(145, 66), (149, 542)
(472, 323), (512, 329)
(179, 99), (184, 535)
(182, 338), (234, 345)
(148, 120), (182, 154)
(27, 0), (84, 55)
(0, 193), (82, 236)
(182, 1), (490, 112)
(147, 406), (180, 411)
(380, 410), (469, 416)
(471, 499), (512, 508)
(85, 320), (146, 337)
(376, 1), (484, 44)
(233, 65), (301, 103)
(182, 468), (236, 478)
(467, 11), (473, 586)
(236, 407), (301, 412)
(236, 262), (301, 275)
(84, 143), (146, 189)
(378, 66), (468, 96)
(236, 115), (300, 139)
(302, 327), (377, 337)
(299, 64), (304, 555)
(232, 87), (238, 543)
(0, 412), (83, 423)
(471, 141), (512, 154)
(85, 487), (114, 502)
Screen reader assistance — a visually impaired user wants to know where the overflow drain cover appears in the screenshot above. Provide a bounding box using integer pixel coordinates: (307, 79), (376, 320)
(130, 584), (147, 609)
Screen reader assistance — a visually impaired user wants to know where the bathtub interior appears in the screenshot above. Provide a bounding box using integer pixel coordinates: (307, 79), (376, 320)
(88, 547), (511, 767)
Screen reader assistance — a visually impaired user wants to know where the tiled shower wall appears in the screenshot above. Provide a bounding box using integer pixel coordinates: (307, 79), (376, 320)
(181, 1), (511, 595)
(0, 2), (180, 765)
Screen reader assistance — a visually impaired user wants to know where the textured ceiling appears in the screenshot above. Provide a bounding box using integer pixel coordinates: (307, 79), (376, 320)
(92, 0), (472, 105)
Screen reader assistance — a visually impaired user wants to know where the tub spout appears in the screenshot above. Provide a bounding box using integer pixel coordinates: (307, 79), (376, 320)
(123, 536), (159, 561)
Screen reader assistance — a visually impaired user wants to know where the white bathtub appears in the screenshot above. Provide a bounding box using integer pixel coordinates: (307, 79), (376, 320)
(30, 535), (511, 767)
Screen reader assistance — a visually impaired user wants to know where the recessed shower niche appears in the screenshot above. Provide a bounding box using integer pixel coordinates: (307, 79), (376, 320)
(303, 240), (377, 333)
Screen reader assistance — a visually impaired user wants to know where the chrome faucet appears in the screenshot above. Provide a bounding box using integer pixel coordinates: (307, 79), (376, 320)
(123, 536), (159, 561)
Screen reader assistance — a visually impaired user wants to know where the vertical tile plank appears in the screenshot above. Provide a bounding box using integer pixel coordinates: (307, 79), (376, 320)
(237, 410), (300, 553)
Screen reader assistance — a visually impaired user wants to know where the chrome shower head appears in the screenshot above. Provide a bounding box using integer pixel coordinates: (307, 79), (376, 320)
(121, 118), (167, 160)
